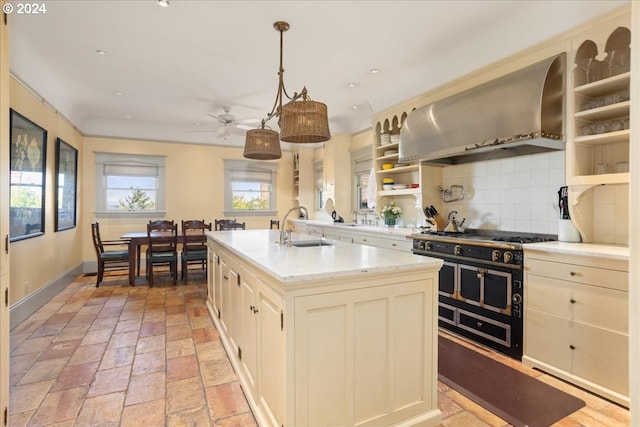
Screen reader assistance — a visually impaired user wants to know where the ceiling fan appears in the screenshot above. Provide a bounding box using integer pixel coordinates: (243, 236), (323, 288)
(200, 106), (261, 139)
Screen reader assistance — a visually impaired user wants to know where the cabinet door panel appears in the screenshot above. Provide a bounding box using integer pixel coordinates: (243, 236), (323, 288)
(218, 258), (230, 334)
(524, 309), (573, 373)
(240, 268), (257, 393)
(257, 281), (285, 427)
(294, 279), (434, 427)
(572, 322), (628, 396)
(229, 268), (241, 354)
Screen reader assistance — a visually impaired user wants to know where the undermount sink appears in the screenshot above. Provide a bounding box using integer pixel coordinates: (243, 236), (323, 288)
(290, 240), (334, 247)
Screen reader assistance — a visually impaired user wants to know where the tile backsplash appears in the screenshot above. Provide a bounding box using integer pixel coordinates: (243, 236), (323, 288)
(439, 151), (629, 244)
(441, 151), (566, 235)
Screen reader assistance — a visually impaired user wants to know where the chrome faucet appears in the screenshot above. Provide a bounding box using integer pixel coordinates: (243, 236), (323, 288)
(280, 206), (309, 245)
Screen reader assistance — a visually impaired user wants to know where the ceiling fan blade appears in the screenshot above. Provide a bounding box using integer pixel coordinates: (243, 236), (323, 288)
(205, 112), (226, 124)
(236, 118), (262, 125)
(229, 127), (248, 136)
(236, 123), (255, 130)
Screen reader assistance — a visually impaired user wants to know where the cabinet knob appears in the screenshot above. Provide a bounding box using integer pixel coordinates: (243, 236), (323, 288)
(476, 321), (483, 328)
(253, 307), (259, 314)
(570, 298), (576, 304)
(249, 305), (254, 311)
(569, 344), (576, 350)
(476, 273), (483, 279)
(223, 275), (229, 280)
(570, 271), (577, 276)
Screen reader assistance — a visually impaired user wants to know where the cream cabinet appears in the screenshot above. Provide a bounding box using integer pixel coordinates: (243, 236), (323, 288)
(568, 12), (631, 186)
(206, 234), (441, 427)
(523, 250), (629, 407)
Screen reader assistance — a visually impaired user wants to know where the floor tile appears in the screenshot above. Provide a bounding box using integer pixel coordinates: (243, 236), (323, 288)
(167, 405), (212, 427)
(166, 377), (206, 413)
(87, 365), (131, 397)
(166, 354), (200, 382)
(74, 391), (125, 426)
(99, 345), (135, 370)
(166, 337), (195, 359)
(50, 361), (99, 392)
(28, 385), (88, 425)
(9, 379), (55, 414)
(120, 399), (166, 427)
(19, 357), (69, 385)
(38, 338), (81, 361)
(136, 334), (165, 354)
(205, 381), (250, 421)
(125, 371), (165, 406)
(67, 342), (108, 366)
(131, 349), (166, 376)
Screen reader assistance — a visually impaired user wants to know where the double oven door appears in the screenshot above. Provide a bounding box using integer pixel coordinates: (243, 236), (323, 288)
(437, 256), (523, 359)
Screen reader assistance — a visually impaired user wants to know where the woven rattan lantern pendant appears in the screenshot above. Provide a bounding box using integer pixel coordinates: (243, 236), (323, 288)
(243, 21), (330, 159)
(243, 126), (282, 160)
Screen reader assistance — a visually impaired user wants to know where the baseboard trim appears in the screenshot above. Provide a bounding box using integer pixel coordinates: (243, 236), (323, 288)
(10, 263), (84, 330)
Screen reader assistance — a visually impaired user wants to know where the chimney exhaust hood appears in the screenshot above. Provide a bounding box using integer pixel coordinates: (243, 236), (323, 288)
(399, 53), (565, 165)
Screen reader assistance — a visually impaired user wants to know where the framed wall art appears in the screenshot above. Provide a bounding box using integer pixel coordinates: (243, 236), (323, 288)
(9, 109), (48, 241)
(55, 138), (78, 231)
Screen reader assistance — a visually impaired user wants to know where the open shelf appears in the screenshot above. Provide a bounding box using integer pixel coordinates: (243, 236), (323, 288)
(574, 129), (630, 146)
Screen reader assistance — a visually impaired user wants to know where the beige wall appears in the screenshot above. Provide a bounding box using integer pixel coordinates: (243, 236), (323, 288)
(9, 77), (84, 304)
(80, 136), (295, 267)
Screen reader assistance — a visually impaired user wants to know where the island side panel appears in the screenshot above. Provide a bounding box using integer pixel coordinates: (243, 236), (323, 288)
(293, 275), (440, 427)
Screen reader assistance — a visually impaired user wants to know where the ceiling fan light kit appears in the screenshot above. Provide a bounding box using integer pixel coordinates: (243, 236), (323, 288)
(243, 20), (331, 160)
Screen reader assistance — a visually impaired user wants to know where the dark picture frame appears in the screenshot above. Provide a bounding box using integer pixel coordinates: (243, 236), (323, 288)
(9, 109), (48, 241)
(55, 138), (78, 231)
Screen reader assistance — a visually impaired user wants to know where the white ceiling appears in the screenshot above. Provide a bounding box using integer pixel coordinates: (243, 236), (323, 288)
(8, 0), (628, 149)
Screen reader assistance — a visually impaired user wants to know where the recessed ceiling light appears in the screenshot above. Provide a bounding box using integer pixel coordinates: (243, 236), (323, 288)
(369, 68), (380, 74)
(352, 105), (359, 110)
(96, 49), (107, 56)
(125, 115), (132, 119)
(157, 0), (169, 7)
(348, 82), (357, 88)
(114, 91), (124, 96)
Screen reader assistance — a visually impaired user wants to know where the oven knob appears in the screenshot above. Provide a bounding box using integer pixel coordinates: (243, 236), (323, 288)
(492, 250), (501, 262)
(503, 251), (513, 263)
(512, 294), (522, 304)
(454, 245), (462, 256)
(426, 242), (432, 251)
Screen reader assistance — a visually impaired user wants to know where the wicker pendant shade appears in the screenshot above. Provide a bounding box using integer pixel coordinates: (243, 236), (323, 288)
(280, 99), (330, 143)
(243, 128), (282, 160)
(243, 21), (330, 159)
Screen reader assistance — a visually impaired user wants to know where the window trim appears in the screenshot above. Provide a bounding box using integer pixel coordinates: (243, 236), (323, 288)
(94, 152), (166, 218)
(223, 159), (278, 217)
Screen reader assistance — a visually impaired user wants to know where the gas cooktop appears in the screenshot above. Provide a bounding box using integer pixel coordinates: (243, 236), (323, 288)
(413, 229), (556, 248)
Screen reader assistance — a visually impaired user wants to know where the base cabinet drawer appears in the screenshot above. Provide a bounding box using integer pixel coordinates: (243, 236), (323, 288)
(525, 309), (629, 398)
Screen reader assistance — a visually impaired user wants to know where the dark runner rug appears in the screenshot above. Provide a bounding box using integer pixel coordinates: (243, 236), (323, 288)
(438, 336), (586, 427)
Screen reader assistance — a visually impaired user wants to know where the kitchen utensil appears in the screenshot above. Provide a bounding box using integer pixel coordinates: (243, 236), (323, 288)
(558, 186), (570, 219)
(382, 163), (394, 170)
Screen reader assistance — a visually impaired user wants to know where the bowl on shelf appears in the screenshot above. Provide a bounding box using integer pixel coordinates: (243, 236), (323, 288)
(384, 150), (398, 156)
(383, 184), (394, 190)
(392, 184), (408, 190)
(382, 163), (394, 170)
(410, 183), (420, 188)
(382, 178), (395, 184)
(394, 163), (409, 168)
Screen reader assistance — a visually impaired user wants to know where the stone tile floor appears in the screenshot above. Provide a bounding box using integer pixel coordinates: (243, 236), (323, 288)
(8, 271), (630, 426)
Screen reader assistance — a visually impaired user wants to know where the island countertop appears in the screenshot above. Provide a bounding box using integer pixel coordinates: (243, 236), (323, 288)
(206, 229), (442, 284)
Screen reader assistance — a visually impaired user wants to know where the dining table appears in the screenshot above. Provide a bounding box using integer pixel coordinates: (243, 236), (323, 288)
(120, 231), (191, 284)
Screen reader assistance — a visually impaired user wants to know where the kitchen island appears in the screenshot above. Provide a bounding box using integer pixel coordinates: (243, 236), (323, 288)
(206, 229), (443, 427)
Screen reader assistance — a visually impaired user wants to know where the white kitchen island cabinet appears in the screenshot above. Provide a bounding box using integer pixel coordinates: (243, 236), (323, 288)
(206, 229), (443, 427)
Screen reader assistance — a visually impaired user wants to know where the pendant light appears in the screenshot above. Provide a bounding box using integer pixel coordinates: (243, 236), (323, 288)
(243, 21), (331, 160)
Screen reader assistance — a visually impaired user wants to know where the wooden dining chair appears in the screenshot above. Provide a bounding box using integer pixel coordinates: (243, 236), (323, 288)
(146, 220), (178, 286)
(215, 219), (237, 231)
(218, 221), (246, 230)
(181, 219), (212, 283)
(91, 222), (133, 287)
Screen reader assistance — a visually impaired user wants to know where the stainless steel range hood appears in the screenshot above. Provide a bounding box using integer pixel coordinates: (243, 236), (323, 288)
(399, 53), (565, 165)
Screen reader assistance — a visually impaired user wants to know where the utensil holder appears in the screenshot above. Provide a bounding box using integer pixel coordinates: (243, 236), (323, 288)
(558, 219), (581, 243)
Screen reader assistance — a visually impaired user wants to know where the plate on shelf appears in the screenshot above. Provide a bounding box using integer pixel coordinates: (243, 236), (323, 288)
(392, 184), (408, 190)
(394, 163), (409, 168)
(384, 150), (398, 156)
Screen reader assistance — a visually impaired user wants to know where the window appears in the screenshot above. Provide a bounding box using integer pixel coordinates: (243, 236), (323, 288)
(95, 153), (166, 217)
(313, 161), (324, 211)
(224, 159), (277, 216)
(352, 148), (373, 211)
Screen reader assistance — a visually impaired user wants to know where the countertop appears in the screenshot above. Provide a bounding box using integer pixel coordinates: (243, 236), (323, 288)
(289, 219), (416, 238)
(206, 229), (442, 283)
(523, 241), (629, 261)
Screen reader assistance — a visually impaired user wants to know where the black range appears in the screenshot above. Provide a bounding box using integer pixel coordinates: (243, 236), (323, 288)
(411, 229), (555, 359)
